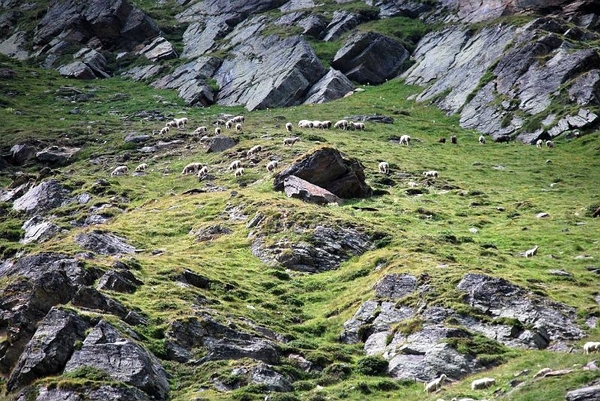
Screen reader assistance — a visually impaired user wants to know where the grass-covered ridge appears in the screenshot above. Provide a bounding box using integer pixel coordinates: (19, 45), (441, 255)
(1, 53), (600, 401)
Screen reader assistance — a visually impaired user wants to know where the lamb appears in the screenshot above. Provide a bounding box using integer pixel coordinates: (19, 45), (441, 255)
(174, 117), (188, 128)
(347, 122), (357, 131)
(451, 135), (458, 144)
(197, 165), (209, 180)
(471, 377), (495, 390)
(234, 167), (244, 177)
(214, 118), (226, 126)
(235, 123), (243, 133)
(134, 163), (148, 173)
(159, 126), (170, 135)
(423, 170), (439, 178)
(478, 135), (486, 144)
(312, 120), (324, 129)
(110, 165), (129, 176)
(266, 160), (278, 172)
(228, 160), (242, 171)
(425, 374), (447, 393)
(285, 122), (293, 132)
(181, 162), (202, 175)
(399, 135), (411, 145)
(334, 120), (348, 130)
(520, 245), (539, 257)
(247, 145), (262, 156)
(378, 161), (389, 174)
(584, 341), (600, 354)
(283, 137), (300, 146)
(546, 140), (555, 148)
(194, 126), (207, 135)
(536, 139), (543, 148)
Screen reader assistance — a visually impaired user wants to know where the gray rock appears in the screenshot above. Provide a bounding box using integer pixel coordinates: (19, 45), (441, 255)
(569, 69), (600, 106)
(176, 0), (286, 20)
(20, 215), (63, 244)
(10, 143), (36, 165)
(74, 230), (138, 255)
(152, 57), (222, 90)
(71, 286), (129, 318)
(64, 320), (169, 399)
(26, 385), (151, 401)
(340, 300), (380, 343)
(283, 175), (344, 205)
(249, 363), (292, 392)
(0, 31), (29, 60)
(297, 13), (327, 38)
(35, 146), (81, 163)
(7, 307), (90, 391)
(192, 225), (233, 242)
(124, 133), (151, 143)
(332, 31), (409, 84)
(97, 269), (142, 293)
(58, 61), (97, 79)
(374, 273), (418, 299)
(205, 135), (238, 153)
(181, 17), (232, 59)
(176, 269), (210, 289)
(375, 0), (434, 18)
(74, 47), (110, 78)
(280, 0), (314, 12)
(0, 182), (31, 203)
(566, 384), (600, 401)
(303, 68), (355, 104)
(323, 10), (363, 42)
(137, 36), (177, 61)
(122, 64), (164, 81)
(13, 180), (72, 215)
(273, 147), (372, 199)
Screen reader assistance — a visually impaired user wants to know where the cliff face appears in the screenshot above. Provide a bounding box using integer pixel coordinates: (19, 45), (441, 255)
(455, 0), (583, 22)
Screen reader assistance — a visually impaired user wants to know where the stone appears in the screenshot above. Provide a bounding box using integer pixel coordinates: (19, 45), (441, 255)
(74, 230), (138, 255)
(249, 363), (293, 392)
(71, 287), (129, 318)
(176, 269), (210, 289)
(323, 10), (364, 42)
(58, 61), (97, 79)
(35, 146), (81, 163)
(303, 68), (355, 105)
(374, 274), (418, 299)
(13, 180), (71, 215)
(205, 135), (238, 153)
(97, 269), (142, 293)
(26, 385), (151, 401)
(137, 36), (177, 61)
(0, 31), (29, 60)
(569, 70), (600, 106)
(192, 225), (232, 242)
(332, 31), (409, 84)
(566, 385), (600, 401)
(20, 215), (62, 244)
(283, 175), (344, 205)
(10, 143), (36, 165)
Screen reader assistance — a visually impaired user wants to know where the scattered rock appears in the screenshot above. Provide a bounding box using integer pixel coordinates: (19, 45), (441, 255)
(35, 146), (81, 163)
(374, 273), (418, 299)
(192, 224), (233, 242)
(74, 230), (138, 255)
(13, 179), (72, 215)
(20, 215), (63, 244)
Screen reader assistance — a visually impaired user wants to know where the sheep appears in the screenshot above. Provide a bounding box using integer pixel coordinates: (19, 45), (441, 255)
(425, 374), (447, 393)
(347, 122), (357, 131)
(438, 137), (446, 143)
(494, 134), (511, 143)
(423, 170), (439, 178)
(110, 165), (129, 176)
(378, 161), (389, 174)
(298, 120), (313, 128)
(266, 160), (278, 172)
(354, 122), (365, 131)
(546, 140), (555, 148)
(134, 163), (148, 173)
(478, 135), (486, 144)
(197, 165), (209, 180)
(181, 162), (202, 175)
(312, 120), (325, 129)
(235, 123), (243, 133)
(214, 118), (226, 126)
(215, 127), (222, 135)
(322, 120), (332, 129)
(232, 115), (245, 123)
(399, 135), (411, 145)
(165, 120), (178, 128)
(225, 120), (233, 129)
(334, 119), (348, 130)
(228, 160), (242, 171)
(194, 126), (207, 135)
(247, 145), (262, 156)
(285, 122), (293, 132)
(583, 341), (600, 354)
(174, 117), (188, 128)
(471, 377), (495, 390)
(593, 206), (600, 218)
(520, 245), (539, 257)
(536, 139), (543, 148)
(159, 126), (170, 135)
(234, 167), (244, 177)
(283, 137), (300, 146)
(451, 135), (458, 144)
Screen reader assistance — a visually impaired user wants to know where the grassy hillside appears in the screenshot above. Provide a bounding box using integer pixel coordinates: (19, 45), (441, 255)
(1, 54), (600, 401)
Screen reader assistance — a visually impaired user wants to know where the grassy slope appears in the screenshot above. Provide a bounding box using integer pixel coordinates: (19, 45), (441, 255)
(1, 54), (600, 401)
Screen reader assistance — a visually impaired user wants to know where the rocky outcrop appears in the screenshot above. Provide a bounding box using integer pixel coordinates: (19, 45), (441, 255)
(283, 175), (344, 205)
(74, 230), (138, 255)
(303, 68), (355, 105)
(10, 143), (36, 165)
(274, 147), (372, 199)
(566, 384), (600, 401)
(20, 215), (63, 244)
(12, 180), (72, 215)
(456, 0), (594, 23)
(18, 385), (151, 401)
(35, 146), (81, 163)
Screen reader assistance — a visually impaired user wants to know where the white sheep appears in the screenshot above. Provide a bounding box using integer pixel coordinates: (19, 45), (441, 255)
(234, 167), (245, 177)
(354, 122), (365, 131)
(283, 137), (300, 146)
(197, 165), (209, 180)
(312, 120), (324, 129)
(235, 123), (243, 132)
(546, 140), (555, 148)
(225, 120), (233, 129)
(298, 120), (313, 128)
(285, 122), (293, 132)
(232, 115), (245, 123)
(378, 161), (389, 174)
(228, 160), (242, 171)
(583, 341), (600, 354)
(215, 127), (222, 135)
(134, 163), (148, 173)
(247, 145), (262, 156)
(215, 118), (226, 126)
(194, 126), (207, 135)
(478, 135), (486, 144)
(471, 377), (495, 390)
(322, 120), (332, 129)
(181, 162), (202, 175)
(399, 135), (411, 145)
(334, 120), (348, 130)
(174, 117), (188, 128)
(165, 120), (177, 128)
(521, 245), (538, 257)
(159, 126), (170, 135)
(423, 170), (439, 178)
(110, 165), (129, 176)
(425, 374), (447, 393)
(266, 160), (278, 172)
(536, 139), (543, 148)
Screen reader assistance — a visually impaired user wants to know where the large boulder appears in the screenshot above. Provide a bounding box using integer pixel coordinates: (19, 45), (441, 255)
(74, 230), (138, 255)
(35, 145), (81, 163)
(13, 180), (72, 215)
(10, 143), (36, 165)
(283, 175), (343, 205)
(303, 68), (355, 105)
(273, 147), (372, 199)
(332, 31), (410, 84)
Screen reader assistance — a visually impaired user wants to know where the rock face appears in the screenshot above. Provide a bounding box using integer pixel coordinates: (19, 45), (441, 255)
(273, 147), (372, 199)
(64, 320), (170, 400)
(283, 175), (344, 205)
(456, 0), (591, 23)
(13, 180), (72, 215)
(332, 31), (409, 84)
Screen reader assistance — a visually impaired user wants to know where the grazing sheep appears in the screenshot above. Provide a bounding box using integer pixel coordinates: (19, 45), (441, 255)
(423, 170), (439, 178)
(181, 162), (202, 175)
(285, 122), (293, 132)
(334, 119), (348, 130)
(353, 122), (365, 131)
(399, 135), (411, 145)
(235, 123), (243, 132)
(247, 145), (262, 156)
(520, 245), (539, 257)
(174, 117), (188, 128)
(312, 120), (325, 129)
(165, 120), (178, 128)
(197, 165), (209, 180)
(378, 161), (389, 174)
(322, 120), (332, 129)
(494, 134), (511, 143)
(232, 115), (245, 123)
(584, 341), (600, 354)
(266, 160), (278, 172)
(478, 135), (486, 144)
(110, 165), (129, 176)
(228, 160), (242, 171)
(159, 126), (170, 135)
(593, 206), (600, 218)
(225, 119), (233, 129)
(215, 127), (222, 135)
(194, 126), (207, 135)
(471, 377), (495, 390)
(536, 139), (543, 148)
(438, 137), (446, 143)
(234, 167), (244, 177)
(546, 140), (555, 148)
(298, 120), (313, 128)
(283, 137), (300, 146)
(451, 135), (457, 144)
(214, 118), (226, 126)
(425, 374), (447, 393)
(134, 163), (148, 173)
